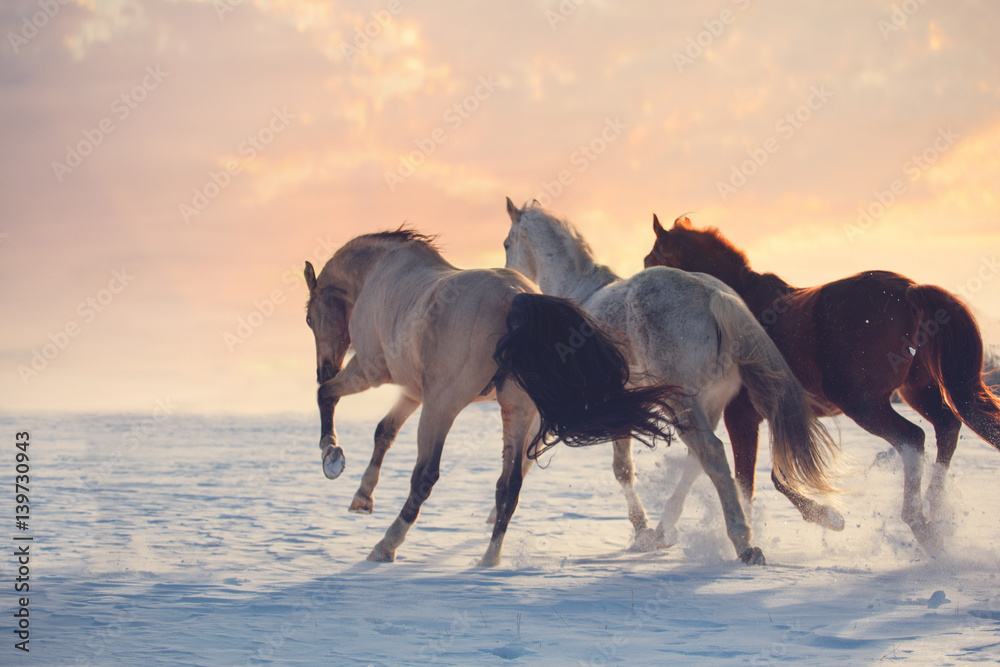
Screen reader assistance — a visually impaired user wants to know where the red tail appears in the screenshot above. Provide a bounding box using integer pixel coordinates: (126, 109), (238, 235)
(905, 284), (1000, 450)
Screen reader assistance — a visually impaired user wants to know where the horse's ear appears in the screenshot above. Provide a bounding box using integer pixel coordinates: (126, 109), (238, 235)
(652, 214), (667, 237)
(673, 215), (692, 230)
(506, 196), (522, 223)
(304, 261), (317, 292)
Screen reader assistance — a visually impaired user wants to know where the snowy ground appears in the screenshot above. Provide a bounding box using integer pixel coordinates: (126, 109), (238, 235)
(2, 403), (999, 666)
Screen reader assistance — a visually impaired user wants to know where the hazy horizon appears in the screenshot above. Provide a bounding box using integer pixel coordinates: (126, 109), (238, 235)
(2, 0), (998, 416)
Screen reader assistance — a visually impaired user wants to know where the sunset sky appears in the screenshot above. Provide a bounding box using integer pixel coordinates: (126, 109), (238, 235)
(2, 0), (998, 416)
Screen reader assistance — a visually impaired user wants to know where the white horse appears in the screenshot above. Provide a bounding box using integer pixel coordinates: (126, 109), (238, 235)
(304, 229), (676, 566)
(502, 200), (840, 564)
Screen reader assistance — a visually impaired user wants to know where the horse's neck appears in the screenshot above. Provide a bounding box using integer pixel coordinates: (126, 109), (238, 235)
(533, 227), (619, 301)
(538, 262), (619, 302)
(342, 242), (452, 298)
(739, 271), (797, 315)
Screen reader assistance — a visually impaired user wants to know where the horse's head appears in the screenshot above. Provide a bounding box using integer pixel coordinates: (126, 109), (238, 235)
(644, 214), (697, 270)
(304, 261), (352, 385)
(644, 214), (752, 286)
(502, 197), (541, 282)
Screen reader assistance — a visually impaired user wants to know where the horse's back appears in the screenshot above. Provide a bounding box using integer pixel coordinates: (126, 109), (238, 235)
(588, 266), (738, 391)
(778, 270), (919, 404)
(364, 264), (536, 402)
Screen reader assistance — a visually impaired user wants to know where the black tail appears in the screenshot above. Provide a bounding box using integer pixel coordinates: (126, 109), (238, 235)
(493, 293), (679, 458)
(907, 285), (1000, 450)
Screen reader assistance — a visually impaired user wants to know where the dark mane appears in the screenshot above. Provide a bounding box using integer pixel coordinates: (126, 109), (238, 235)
(327, 226), (447, 281)
(692, 226), (752, 272)
(360, 226), (439, 249)
(682, 225), (801, 305)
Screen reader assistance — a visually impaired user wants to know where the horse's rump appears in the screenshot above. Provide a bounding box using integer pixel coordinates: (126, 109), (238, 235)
(904, 284), (1000, 448)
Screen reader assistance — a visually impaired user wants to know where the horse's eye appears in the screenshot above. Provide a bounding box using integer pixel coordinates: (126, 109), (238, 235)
(306, 315), (313, 327)
(503, 239), (511, 251)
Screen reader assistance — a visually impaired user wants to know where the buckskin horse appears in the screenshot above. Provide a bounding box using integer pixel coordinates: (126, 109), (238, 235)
(304, 229), (677, 566)
(644, 214), (1000, 551)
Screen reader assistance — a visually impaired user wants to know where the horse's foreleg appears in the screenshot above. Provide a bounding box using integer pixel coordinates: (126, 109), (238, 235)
(479, 385), (535, 567)
(317, 356), (373, 480)
(638, 449), (702, 552)
(368, 404), (457, 563)
(612, 437), (649, 534)
(841, 400), (940, 551)
(350, 394), (421, 514)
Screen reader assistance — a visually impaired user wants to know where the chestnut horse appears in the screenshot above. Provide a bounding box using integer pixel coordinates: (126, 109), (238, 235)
(644, 215), (1000, 551)
(305, 229), (676, 566)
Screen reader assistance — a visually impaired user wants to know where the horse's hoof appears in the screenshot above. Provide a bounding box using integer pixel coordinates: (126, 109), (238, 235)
(322, 445), (346, 480)
(805, 505), (845, 531)
(823, 507), (846, 531)
(629, 527), (674, 552)
(871, 448), (898, 470)
(739, 547), (766, 565)
(476, 554), (501, 568)
(349, 495), (373, 514)
(367, 546), (394, 563)
(908, 518), (944, 556)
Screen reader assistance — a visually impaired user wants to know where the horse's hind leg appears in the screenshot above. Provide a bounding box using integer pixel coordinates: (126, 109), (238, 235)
(487, 414), (538, 524)
(770, 468), (845, 531)
(350, 394), (421, 514)
(479, 383), (535, 567)
(677, 407), (763, 564)
(724, 389), (762, 507)
(899, 381), (961, 525)
(368, 403), (459, 563)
